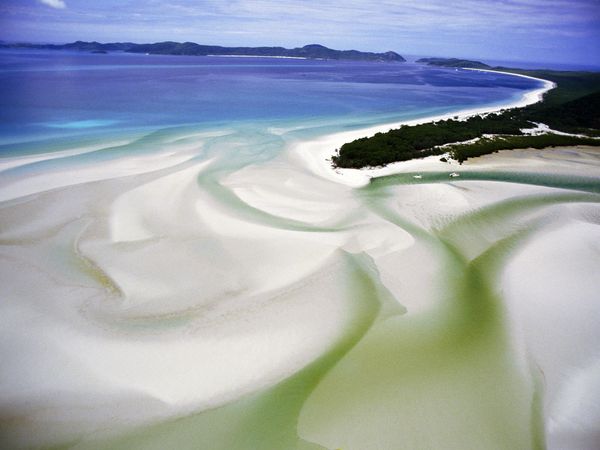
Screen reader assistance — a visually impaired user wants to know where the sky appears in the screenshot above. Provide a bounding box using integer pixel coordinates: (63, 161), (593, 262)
(1, 0), (599, 66)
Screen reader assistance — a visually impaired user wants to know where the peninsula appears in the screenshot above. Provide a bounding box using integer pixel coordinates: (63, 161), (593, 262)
(0, 40), (406, 62)
(332, 68), (600, 168)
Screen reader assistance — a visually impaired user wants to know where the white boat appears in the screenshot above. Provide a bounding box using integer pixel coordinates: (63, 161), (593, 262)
(413, 174), (422, 179)
(449, 172), (460, 177)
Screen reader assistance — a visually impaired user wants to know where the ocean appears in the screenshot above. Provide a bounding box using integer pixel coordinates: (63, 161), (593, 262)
(0, 49), (542, 147)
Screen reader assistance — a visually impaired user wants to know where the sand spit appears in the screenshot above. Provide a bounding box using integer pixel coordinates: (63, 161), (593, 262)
(292, 69), (555, 187)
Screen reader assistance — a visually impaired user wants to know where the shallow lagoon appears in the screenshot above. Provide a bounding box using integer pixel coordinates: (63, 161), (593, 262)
(0, 51), (598, 450)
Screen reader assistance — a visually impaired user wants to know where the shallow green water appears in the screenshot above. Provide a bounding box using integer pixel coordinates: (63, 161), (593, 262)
(368, 170), (600, 194)
(67, 167), (600, 450)
(76, 252), (402, 450)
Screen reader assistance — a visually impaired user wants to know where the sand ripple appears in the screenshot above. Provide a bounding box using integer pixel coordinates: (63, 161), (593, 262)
(0, 121), (599, 449)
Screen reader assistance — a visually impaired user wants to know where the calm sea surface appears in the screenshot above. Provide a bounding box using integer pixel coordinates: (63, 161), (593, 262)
(0, 49), (542, 147)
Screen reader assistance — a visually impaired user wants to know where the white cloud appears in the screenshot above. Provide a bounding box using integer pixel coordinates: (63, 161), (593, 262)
(38, 0), (67, 9)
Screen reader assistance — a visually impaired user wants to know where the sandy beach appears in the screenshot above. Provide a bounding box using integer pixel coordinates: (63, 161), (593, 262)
(291, 69), (556, 187)
(1, 66), (598, 450)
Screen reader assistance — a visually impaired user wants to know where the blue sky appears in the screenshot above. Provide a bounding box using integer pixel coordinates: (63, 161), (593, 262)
(1, 0), (599, 65)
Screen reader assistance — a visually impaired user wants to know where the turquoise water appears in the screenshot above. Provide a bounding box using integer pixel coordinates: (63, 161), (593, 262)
(2, 50), (598, 450)
(0, 49), (541, 146)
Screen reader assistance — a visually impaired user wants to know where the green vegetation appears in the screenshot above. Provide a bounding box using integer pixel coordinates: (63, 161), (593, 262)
(332, 112), (530, 168)
(417, 57), (491, 69)
(332, 69), (600, 168)
(448, 134), (600, 163)
(517, 90), (600, 135)
(505, 70), (600, 134)
(500, 69), (600, 106)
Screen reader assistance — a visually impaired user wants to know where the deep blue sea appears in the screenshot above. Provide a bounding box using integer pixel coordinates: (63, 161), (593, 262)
(0, 49), (542, 147)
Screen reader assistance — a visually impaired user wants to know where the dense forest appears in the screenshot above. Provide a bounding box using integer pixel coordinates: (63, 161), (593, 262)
(447, 134), (599, 163)
(332, 70), (600, 168)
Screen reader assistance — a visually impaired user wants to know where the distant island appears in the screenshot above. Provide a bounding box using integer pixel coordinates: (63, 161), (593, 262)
(417, 57), (491, 69)
(0, 40), (406, 62)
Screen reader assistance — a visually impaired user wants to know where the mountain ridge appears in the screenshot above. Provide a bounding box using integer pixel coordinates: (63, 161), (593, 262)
(0, 40), (406, 62)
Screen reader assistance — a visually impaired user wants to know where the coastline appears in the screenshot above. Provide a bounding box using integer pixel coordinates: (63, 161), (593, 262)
(291, 69), (556, 187)
(206, 54), (308, 59)
(2, 57), (599, 449)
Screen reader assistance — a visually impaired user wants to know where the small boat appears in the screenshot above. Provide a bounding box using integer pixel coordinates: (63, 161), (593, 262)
(413, 174), (422, 179)
(449, 172), (460, 177)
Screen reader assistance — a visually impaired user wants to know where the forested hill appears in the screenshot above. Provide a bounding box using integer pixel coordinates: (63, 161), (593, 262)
(416, 57), (491, 69)
(0, 41), (406, 62)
